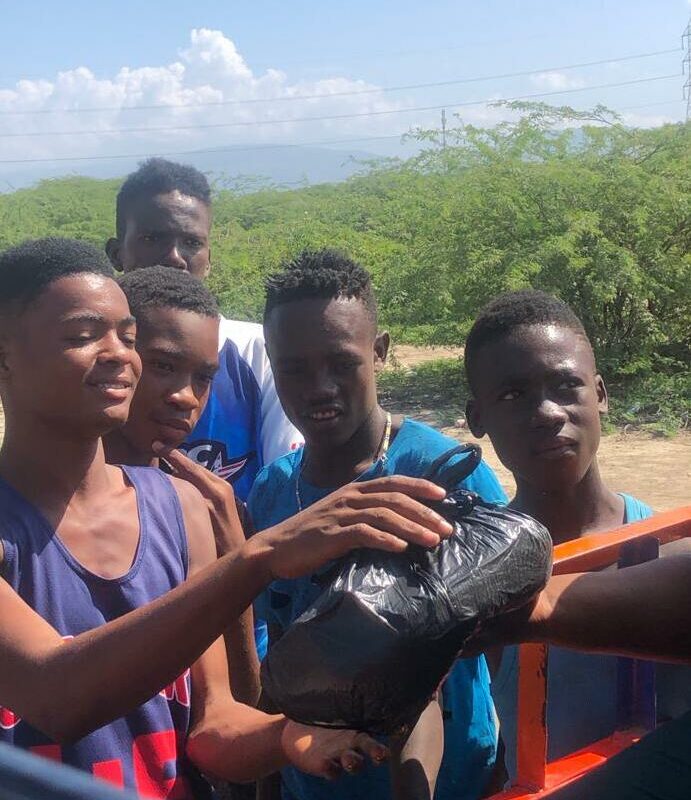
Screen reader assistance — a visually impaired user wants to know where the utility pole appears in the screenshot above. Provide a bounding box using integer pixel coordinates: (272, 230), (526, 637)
(441, 108), (447, 149)
(683, 18), (691, 122)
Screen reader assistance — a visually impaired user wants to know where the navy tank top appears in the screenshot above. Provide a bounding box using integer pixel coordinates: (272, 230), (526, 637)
(0, 466), (202, 799)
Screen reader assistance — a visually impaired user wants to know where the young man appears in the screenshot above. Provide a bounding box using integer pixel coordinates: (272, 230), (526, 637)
(0, 238), (456, 797)
(103, 265), (262, 705)
(249, 249), (508, 800)
(463, 289), (687, 775)
(106, 158), (302, 502)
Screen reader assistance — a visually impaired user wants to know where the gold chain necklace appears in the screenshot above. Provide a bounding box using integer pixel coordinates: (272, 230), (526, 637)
(295, 411), (393, 512)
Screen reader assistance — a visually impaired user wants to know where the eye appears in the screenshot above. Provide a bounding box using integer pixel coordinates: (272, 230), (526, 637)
(185, 238), (203, 248)
(141, 233), (159, 244)
(120, 333), (136, 347)
(152, 360), (175, 373)
(557, 378), (583, 391)
(498, 389), (521, 401)
(334, 357), (360, 373)
(195, 372), (215, 386)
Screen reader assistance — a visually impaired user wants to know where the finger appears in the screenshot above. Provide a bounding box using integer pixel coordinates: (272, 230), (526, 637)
(322, 758), (343, 780)
(339, 749), (365, 774)
(345, 525), (409, 554)
(358, 476), (447, 501)
(348, 492), (453, 538)
(351, 507), (446, 548)
(353, 733), (389, 765)
(155, 445), (205, 479)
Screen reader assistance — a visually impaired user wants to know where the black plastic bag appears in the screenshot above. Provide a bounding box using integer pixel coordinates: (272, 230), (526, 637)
(261, 445), (552, 734)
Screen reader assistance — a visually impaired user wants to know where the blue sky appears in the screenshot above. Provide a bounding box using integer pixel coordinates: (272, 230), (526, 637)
(0, 0), (688, 183)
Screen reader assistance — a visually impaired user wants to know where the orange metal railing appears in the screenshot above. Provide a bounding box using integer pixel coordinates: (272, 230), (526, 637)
(489, 505), (691, 800)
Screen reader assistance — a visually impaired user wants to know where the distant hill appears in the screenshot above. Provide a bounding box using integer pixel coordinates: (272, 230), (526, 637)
(0, 144), (397, 193)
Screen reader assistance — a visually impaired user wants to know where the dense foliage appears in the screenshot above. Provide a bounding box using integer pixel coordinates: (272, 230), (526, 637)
(1, 104), (688, 430)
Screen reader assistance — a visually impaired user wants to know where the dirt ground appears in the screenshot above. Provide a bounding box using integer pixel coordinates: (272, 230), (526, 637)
(0, 345), (688, 512)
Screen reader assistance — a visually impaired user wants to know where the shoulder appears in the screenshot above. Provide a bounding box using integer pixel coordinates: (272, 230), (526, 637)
(168, 476), (217, 572)
(619, 493), (654, 523)
(218, 317), (266, 357)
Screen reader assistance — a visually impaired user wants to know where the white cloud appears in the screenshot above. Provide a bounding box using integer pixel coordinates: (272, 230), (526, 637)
(530, 71), (586, 91)
(0, 28), (406, 166)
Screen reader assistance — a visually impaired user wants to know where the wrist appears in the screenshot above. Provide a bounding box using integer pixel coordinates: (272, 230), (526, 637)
(242, 532), (279, 585)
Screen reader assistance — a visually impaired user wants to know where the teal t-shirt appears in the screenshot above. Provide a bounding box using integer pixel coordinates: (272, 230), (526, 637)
(249, 418), (507, 800)
(491, 494), (655, 778)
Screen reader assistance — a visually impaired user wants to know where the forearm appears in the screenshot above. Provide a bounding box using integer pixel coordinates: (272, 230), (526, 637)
(224, 609), (262, 706)
(15, 538), (272, 741)
(390, 696), (443, 800)
(529, 555), (691, 663)
(187, 702), (287, 782)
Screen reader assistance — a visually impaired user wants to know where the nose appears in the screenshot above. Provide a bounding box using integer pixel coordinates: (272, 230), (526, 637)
(98, 331), (135, 367)
(305, 367), (339, 403)
(531, 395), (569, 429)
(167, 381), (199, 411)
(160, 243), (188, 271)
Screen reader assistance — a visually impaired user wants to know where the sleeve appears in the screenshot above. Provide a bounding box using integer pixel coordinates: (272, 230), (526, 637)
(258, 355), (303, 466)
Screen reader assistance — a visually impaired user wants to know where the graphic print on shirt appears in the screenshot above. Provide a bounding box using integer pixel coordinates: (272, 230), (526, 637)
(181, 440), (254, 483)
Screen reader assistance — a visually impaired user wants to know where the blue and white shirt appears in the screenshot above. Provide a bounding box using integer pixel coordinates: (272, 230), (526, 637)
(181, 318), (302, 502)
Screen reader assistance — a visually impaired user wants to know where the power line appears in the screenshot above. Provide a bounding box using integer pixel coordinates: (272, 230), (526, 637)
(0, 48), (678, 117)
(0, 73), (678, 140)
(0, 96), (682, 168)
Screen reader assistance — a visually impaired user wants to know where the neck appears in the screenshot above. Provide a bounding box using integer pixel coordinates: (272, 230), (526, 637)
(510, 461), (624, 544)
(0, 413), (112, 516)
(103, 428), (157, 468)
(302, 405), (389, 487)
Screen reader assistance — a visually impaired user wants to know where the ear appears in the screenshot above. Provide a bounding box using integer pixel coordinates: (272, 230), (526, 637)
(595, 373), (608, 414)
(105, 238), (123, 272)
(373, 331), (390, 372)
(204, 247), (212, 279)
(466, 398), (486, 438)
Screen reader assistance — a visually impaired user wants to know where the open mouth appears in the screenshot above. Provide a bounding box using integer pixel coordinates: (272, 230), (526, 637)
(306, 408), (343, 423)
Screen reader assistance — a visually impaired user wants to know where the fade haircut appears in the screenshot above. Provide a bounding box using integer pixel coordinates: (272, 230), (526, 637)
(118, 266), (219, 328)
(0, 237), (114, 317)
(465, 289), (590, 391)
(264, 249), (378, 325)
(115, 158), (212, 238)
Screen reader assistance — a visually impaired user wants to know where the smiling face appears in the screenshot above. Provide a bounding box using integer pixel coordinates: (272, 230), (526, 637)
(118, 306), (219, 456)
(109, 190), (212, 278)
(0, 274), (141, 438)
(467, 323), (607, 493)
(265, 296), (388, 450)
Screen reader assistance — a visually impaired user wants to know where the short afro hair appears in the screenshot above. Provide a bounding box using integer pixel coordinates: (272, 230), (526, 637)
(118, 266), (219, 327)
(0, 237), (114, 316)
(115, 158), (212, 238)
(465, 290), (589, 390)
(264, 249), (377, 324)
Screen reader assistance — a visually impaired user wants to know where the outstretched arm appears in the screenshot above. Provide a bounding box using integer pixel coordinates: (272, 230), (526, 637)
(0, 475), (451, 744)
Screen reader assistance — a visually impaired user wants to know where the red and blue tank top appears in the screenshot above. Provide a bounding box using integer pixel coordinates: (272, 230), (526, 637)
(0, 466), (205, 799)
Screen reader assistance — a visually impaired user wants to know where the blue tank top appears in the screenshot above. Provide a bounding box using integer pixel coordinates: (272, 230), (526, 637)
(0, 466), (204, 799)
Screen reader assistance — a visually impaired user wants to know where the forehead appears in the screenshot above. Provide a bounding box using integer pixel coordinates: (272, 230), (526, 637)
(124, 191), (211, 233)
(266, 297), (375, 357)
(24, 273), (129, 322)
(137, 306), (219, 362)
(476, 324), (595, 385)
